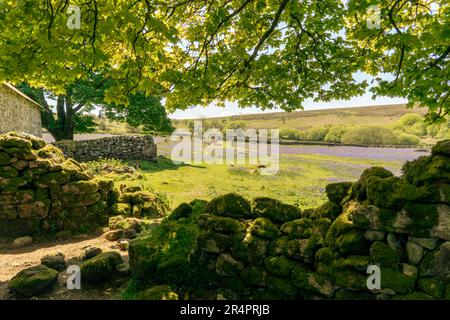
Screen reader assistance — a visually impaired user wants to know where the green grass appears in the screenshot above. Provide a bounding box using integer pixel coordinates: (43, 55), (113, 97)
(101, 153), (403, 211)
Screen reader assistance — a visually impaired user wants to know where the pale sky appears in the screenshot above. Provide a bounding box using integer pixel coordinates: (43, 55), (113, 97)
(168, 95), (408, 120)
(168, 72), (408, 119)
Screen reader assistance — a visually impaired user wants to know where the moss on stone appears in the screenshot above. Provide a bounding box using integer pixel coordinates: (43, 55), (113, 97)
(281, 218), (314, 239)
(205, 193), (252, 219)
(350, 166), (394, 201)
(240, 266), (267, 287)
(5, 147), (37, 161)
(403, 155), (450, 185)
(248, 217), (280, 239)
(135, 285), (178, 300)
(370, 241), (399, 268)
(291, 266), (334, 297)
(313, 201), (342, 220)
(109, 215), (144, 232)
(0, 135), (33, 149)
(381, 268), (416, 294)
(35, 170), (70, 187)
(332, 269), (368, 290)
(1, 178), (27, 192)
(366, 176), (423, 209)
(197, 231), (232, 253)
(0, 152), (12, 166)
(313, 218), (332, 236)
(335, 230), (368, 255)
(401, 203), (438, 237)
(333, 255), (370, 271)
(37, 144), (65, 162)
(6, 132), (46, 150)
(76, 192), (101, 206)
(264, 256), (298, 278)
(8, 265), (58, 297)
(0, 166), (18, 178)
(61, 181), (99, 195)
(251, 197), (301, 224)
(432, 140), (450, 156)
(216, 253), (244, 276)
(80, 251), (123, 284)
(267, 275), (297, 296)
(268, 235), (290, 256)
(111, 203), (132, 216)
(326, 182), (353, 204)
(168, 202), (193, 220)
(118, 191), (169, 217)
(231, 233), (268, 265)
(324, 210), (354, 248)
(198, 214), (246, 234)
(418, 277), (445, 299)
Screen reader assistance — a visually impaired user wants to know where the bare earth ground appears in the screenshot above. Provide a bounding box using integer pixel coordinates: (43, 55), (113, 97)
(0, 232), (129, 300)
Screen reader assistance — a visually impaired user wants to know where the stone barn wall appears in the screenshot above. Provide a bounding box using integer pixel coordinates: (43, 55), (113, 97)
(0, 84), (42, 138)
(53, 135), (157, 162)
(0, 132), (118, 239)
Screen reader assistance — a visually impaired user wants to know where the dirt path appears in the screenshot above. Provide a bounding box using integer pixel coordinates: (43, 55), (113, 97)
(0, 232), (129, 300)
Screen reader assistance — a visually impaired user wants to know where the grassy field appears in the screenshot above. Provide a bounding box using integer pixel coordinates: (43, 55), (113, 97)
(95, 146), (413, 211)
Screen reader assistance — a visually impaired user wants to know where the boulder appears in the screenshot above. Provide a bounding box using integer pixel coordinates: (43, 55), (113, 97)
(248, 217), (280, 239)
(370, 241), (399, 268)
(8, 265), (58, 297)
(83, 247), (102, 261)
(216, 253), (244, 277)
(168, 202), (193, 220)
(418, 277), (445, 299)
(408, 236), (439, 250)
(251, 197), (301, 224)
(325, 182), (352, 204)
(11, 236), (33, 249)
(364, 230), (385, 241)
(281, 218), (314, 239)
(406, 241), (424, 265)
(291, 266), (334, 297)
(366, 176), (425, 209)
(80, 251), (123, 284)
(231, 233), (268, 265)
(431, 140), (450, 157)
(264, 256), (298, 278)
(349, 166), (393, 201)
(41, 253), (66, 271)
(205, 193), (252, 219)
(198, 214), (246, 234)
(403, 155), (450, 185)
(419, 242), (450, 281)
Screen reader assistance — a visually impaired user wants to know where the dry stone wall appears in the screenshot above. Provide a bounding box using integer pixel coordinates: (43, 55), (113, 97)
(53, 135), (157, 162)
(129, 140), (450, 300)
(0, 132), (118, 239)
(0, 84), (42, 137)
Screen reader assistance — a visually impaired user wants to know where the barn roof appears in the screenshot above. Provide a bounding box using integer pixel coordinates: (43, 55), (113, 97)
(2, 83), (45, 110)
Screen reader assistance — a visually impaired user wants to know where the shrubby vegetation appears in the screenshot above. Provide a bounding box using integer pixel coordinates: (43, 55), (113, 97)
(276, 114), (450, 146)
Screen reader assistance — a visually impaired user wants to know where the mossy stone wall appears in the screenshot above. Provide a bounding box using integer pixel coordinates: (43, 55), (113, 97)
(0, 132), (117, 239)
(53, 135), (157, 162)
(129, 140), (450, 300)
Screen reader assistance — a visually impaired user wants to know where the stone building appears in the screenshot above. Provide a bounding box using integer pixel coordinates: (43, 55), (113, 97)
(0, 83), (42, 137)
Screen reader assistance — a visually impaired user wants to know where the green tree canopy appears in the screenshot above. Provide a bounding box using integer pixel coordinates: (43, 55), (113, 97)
(16, 73), (173, 141)
(0, 1), (448, 119)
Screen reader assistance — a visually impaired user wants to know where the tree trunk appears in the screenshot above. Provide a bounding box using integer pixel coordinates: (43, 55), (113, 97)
(40, 92), (76, 141)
